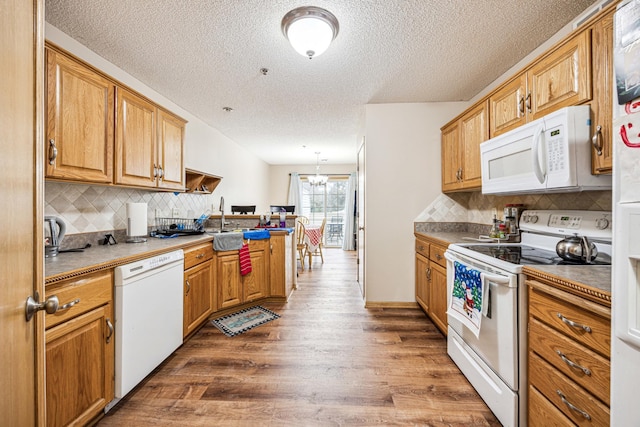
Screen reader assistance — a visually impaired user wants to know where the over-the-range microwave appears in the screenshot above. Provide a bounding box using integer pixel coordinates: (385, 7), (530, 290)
(480, 105), (611, 195)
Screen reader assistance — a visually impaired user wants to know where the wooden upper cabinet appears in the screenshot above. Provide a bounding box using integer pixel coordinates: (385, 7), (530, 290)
(489, 30), (592, 138)
(441, 100), (488, 193)
(490, 74), (527, 136)
(441, 121), (461, 192)
(115, 87), (157, 188)
(157, 109), (186, 190)
(460, 101), (488, 188)
(591, 10), (614, 174)
(528, 30), (591, 120)
(45, 48), (114, 183)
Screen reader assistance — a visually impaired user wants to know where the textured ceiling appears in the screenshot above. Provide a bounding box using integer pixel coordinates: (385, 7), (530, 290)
(44, 0), (598, 165)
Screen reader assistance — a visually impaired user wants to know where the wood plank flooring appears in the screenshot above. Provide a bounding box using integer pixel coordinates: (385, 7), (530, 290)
(98, 248), (501, 426)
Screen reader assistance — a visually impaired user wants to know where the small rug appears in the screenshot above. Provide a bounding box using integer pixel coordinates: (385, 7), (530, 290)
(210, 306), (280, 337)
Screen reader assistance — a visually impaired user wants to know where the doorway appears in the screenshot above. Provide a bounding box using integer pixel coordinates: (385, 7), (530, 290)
(300, 178), (348, 248)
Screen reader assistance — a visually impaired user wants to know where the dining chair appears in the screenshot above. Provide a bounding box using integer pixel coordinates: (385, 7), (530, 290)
(307, 218), (326, 265)
(295, 220), (308, 270)
(296, 215), (309, 225)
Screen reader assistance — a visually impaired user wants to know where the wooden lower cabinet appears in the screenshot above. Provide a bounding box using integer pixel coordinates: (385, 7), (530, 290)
(44, 270), (114, 427)
(526, 276), (611, 426)
(216, 239), (269, 310)
(269, 231), (296, 299)
(415, 234), (448, 335)
(183, 243), (215, 338)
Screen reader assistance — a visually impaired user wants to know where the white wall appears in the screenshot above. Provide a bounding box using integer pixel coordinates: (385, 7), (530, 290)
(364, 102), (465, 304)
(45, 24), (271, 214)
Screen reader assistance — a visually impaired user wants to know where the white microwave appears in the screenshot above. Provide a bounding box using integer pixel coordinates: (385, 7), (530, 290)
(480, 105), (611, 195)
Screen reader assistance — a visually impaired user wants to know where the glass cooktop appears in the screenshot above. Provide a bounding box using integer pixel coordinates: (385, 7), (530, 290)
(462, 244), (611, 266)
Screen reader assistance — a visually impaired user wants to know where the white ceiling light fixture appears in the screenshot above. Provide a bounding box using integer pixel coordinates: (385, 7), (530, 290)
(308, 152), (328, 186)
(281, 6), (339, 59)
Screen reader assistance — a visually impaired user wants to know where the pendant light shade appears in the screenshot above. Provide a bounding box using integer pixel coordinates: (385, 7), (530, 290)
(282, 6), (339, 59)
(308, 152), (328, 186)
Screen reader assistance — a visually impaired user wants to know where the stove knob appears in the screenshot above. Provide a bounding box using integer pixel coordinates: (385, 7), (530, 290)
(530, 215), (538, 223)
(596, 218), (610, 230)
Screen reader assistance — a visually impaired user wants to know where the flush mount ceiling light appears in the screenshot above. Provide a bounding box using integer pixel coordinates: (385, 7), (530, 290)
(308, 152), (328, 186)
(281, 6), (339, 59)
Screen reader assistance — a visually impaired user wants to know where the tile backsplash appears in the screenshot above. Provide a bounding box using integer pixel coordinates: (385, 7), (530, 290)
(416, 190), (612, 225)
(45, 182), (216, 234)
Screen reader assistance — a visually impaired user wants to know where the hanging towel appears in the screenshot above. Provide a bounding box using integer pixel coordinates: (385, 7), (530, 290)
(446, 261), (489, 338)
(213, 232), (244, 251)
(239, 243), (252, 276)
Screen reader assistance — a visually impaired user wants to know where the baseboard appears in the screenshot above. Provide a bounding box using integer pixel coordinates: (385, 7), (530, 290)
(364, 301), (420, 309)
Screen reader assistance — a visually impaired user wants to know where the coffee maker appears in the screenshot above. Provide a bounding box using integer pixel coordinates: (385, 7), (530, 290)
(44, 216), (66, 257)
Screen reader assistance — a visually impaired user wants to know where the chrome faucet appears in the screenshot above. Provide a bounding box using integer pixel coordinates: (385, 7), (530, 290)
(219, 196), (225, 232)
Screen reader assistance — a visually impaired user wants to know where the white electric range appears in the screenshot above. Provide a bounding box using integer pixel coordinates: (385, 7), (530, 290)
(444, 210), (612, 427)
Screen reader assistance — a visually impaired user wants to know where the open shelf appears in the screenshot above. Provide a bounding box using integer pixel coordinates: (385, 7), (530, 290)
(185, 168), (222, 193)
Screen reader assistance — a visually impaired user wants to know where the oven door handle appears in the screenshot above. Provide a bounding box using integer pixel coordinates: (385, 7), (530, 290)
(481, 272), (511, 286)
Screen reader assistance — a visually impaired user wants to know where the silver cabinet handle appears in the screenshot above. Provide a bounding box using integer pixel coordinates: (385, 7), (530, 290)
(185, 279), (191, 296)
(592, 125), (603, 156)
(557, 313), (592, 333)
(196, 253), (205, 259)
(556, 390), (591, 420)
(435, 254), (442, 261)
(58, 298), (80, 311)
(556, 350), (591, 375)
(426, 267), (432, 281)
(25, 292), (58, 321)
(106, 318), (114, 344)
(518, 96), (525, 115)
(525, 92), (531, 112)
(153, 165), (158, 178)
(418, 245), (425, 251)
(48, 139), (58, 165)
(158, 166), (164, 179)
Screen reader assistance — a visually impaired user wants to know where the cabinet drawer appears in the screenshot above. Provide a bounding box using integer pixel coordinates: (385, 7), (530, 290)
(529, 318), (610, 405)
(529, 284), (610, 357)
(528, 385), (575, 427)
(45, 270), (113, 329)
(530, 352), (609, 426)
(429, 244), (447, 267)
(184, 242), (213, 270)
(415, 239), (430, 258)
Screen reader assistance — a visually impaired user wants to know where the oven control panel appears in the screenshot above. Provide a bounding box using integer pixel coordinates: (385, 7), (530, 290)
(520, 210), (612, 239)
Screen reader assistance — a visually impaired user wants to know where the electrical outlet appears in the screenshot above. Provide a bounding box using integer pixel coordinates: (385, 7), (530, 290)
(155, 208), (162, 218)
(172, 208), (180, 218)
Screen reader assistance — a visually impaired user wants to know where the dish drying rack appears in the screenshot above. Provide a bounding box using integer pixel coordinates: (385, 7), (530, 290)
(154, 217), (206, 236)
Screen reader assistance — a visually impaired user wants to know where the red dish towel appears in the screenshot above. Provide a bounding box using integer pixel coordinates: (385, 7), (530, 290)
(239, 243), (252, 276)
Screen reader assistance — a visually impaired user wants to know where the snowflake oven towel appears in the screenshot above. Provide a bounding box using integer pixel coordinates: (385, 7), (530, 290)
(447, 260), (489, 338)
(239, 243), (252, 276)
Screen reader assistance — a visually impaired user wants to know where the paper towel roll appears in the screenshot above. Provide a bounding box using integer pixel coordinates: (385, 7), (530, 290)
(126, 202), (147, 240)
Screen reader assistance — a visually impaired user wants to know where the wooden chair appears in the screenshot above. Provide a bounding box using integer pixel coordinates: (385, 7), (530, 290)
(296, 215), (309, 225)
(295, 220), (308, 270)
(307, 218), (326, 265)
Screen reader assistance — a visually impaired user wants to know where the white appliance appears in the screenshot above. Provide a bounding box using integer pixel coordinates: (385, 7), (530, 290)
(107, 249), (184, 411)
(611, 0), (640, 423)
(480, 105), (612, 195)
(445, 210), (612, 427)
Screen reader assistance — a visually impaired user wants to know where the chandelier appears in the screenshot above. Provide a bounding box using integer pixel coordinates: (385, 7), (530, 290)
(308, 152), (328, 186)
(281, 6), (339, 59)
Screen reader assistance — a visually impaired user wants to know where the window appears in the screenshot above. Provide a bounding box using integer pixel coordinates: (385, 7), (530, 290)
(301, 177), (347, 247)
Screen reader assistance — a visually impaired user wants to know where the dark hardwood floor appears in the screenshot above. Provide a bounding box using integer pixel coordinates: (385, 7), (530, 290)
(98, 248), (500, 426)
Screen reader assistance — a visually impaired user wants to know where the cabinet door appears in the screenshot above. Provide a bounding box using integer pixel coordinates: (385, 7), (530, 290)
(115, 87), (157, 188)
(489, 74), (527, 137)
(528, 30), (592, 121)
(46, 303), (114, 427)
(243, 245), (268, 302)
(184, 261), (214, 338)
(459, 101), (488, 190)
(46, 48), (114, 183)
(157, 109), (185, 190)
(270, 235), (285, 297)
(591, 11), (614, 174)
(415, 253), (430, 312)
(441, 121), (461, 192)
(217, 254), (242, 310)
(429, 263), (448, 335)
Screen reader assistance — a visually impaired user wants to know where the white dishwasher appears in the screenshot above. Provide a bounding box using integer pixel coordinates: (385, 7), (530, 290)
(111, 249), (184, 406)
